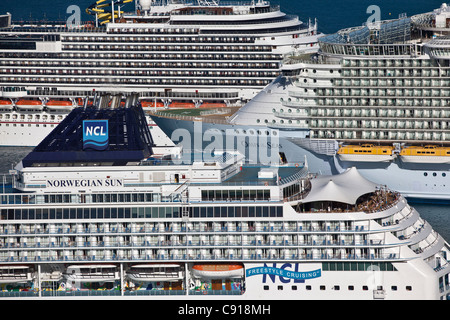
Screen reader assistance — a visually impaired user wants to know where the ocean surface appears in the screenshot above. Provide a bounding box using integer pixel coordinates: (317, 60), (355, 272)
(0, 0), (446, 33)
(0, 0), (449, 241)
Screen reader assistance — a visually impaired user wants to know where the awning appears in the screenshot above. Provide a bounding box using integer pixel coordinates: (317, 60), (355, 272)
(301, 167), (379, 205)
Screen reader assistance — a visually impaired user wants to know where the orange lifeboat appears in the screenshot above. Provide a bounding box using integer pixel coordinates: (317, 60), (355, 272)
(192, 264), (244, 279)
(200, 102), (227, 108)
(141, 101), (164, 108)
(169, 102), (195, 109)
(46, 99), (74, 111)
(15, 99), (43, 110)
(0, 99), (13, 110)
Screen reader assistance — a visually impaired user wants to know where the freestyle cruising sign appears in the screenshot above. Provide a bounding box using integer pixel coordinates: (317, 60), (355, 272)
(83, 120), (109, 151)
(246, 263), (321, 283)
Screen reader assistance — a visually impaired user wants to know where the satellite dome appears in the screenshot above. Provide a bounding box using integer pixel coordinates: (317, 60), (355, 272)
(140, 0), (152, 11)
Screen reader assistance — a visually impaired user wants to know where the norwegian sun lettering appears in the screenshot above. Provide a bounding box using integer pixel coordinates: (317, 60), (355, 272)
(47, 179), (123, 188)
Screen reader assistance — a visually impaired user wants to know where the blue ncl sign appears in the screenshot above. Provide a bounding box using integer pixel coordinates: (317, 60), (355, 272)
(83, 120), (109, 150)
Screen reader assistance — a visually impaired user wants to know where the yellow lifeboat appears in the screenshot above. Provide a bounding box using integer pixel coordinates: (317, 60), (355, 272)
(337, 144), (396, 162)
(192, 264), (244, 279)
(399, 145), (450, 164)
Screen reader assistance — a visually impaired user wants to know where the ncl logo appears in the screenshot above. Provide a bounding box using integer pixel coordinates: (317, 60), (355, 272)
(83, 120), (109, 150)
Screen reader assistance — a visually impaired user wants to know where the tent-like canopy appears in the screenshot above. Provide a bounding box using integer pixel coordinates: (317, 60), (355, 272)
(301, 167), (380, 205)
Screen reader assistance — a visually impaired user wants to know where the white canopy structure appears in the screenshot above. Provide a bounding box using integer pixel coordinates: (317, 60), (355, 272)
(301, 167), (380, 205)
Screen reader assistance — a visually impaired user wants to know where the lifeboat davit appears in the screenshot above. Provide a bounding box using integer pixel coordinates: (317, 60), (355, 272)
(0, 99), (14, 110)
(192, 264), (244, 279)
(46, 99), (74, 111)
(15, 99), (44, 110)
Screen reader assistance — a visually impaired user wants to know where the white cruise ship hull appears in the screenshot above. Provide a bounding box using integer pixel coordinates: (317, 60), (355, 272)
(399, 156), (450, 164)
(0, 94), (449, 301)
(150, 114), (450, 201)
(0, 110), (175, 148)
(337, 154), (396, 163)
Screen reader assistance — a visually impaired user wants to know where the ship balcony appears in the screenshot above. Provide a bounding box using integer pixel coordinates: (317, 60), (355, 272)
(273, 110), (308, 119)
(0, 248), (403, 264)
(295, 81), (334, 89)
(281, 98), (316, 108)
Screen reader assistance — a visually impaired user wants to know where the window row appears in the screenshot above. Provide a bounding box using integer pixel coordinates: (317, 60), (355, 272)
(0, 205), (283, 221)
(264, 284), (412, 292)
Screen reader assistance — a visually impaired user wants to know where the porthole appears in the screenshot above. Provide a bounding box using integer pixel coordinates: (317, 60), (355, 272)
(433, 172), (437, 177)
(443, 173), (447, 177)
(424, 172), (428, 176)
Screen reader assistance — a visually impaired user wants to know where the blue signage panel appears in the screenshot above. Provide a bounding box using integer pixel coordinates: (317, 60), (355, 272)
(246, 263), (321, 283)
(83, 120), (109, 150)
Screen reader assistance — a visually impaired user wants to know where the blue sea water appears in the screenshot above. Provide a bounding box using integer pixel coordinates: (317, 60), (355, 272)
(0, 0), (449, 240)
(0, 0), (446, 33)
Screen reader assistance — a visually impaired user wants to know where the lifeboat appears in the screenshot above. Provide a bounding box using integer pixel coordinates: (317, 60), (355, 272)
(200, 102), (227, 108)
(126, 264), (183, 282)
(192, 264), (244, 279)
(15, 99), (43, 110)
(46, 99), (75, 111)
(0, 99), (14, 110)
(64, 264), (119, 283)
(399, 145), (450, 164)
(0, 266), (32, 284)
(141, 101), (164, 109)
(169, 102), (196, 109)
(337, 144), (396, 162)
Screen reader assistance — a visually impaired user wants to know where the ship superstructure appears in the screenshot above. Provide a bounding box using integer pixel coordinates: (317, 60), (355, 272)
(0, 0), (319, 146)
(0, 93), (449, 300)
(151, 4), (450, 200)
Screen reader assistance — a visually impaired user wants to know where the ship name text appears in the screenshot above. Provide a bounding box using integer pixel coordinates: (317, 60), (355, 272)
(47, 178), (123, 188)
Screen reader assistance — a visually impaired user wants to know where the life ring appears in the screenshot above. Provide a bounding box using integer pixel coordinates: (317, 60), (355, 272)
(264, 182), (269, 186)
(295, 163), (299, 167)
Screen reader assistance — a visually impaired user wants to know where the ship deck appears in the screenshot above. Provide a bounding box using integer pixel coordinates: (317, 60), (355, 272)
(146, 107), (240, 125)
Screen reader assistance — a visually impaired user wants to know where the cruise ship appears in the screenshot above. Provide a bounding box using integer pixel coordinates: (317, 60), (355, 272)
(151, 3), (450, 201)
(0, 0), (320, 147)
(0, 92), (449, 300)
